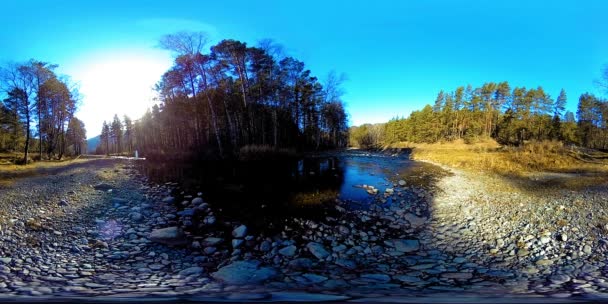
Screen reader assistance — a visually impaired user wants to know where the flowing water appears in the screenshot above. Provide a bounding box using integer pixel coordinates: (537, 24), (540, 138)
(137, 150), (444, 231)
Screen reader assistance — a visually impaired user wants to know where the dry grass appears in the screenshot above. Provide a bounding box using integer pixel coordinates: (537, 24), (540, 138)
(390, 139), (608, 179)
(0, 153), (91, 174)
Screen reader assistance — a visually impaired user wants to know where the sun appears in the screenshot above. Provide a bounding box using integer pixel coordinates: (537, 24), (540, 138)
(67, 49), (173, 138)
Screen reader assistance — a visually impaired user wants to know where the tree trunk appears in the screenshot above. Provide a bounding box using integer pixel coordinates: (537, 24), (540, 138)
(23, 115), (30, 164)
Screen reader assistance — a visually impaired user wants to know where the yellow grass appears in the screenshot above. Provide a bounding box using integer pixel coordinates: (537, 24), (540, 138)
(0, 153), (92, 174)
(390, 139), (608, 178)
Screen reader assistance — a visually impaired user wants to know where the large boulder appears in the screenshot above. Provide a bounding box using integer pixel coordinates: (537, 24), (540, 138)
(149, 227), (187, 246)
(212, 260), (277, 285)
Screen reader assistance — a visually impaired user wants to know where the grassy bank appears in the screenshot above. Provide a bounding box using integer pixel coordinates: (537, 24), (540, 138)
(388, 140), (608, 187)
(0, 153), (94, 175)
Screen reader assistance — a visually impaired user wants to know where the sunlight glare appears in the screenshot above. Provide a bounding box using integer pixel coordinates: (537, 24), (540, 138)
(70, 50), (172, 138)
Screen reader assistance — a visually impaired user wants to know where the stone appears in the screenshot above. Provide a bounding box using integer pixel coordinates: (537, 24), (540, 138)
(110, 197), (128, 205)
(148, 227), (188, 246)
(232, 239), (244, 248)
(335, 258), (357, 270)
(302, 273), (328, 283)
(162, 196), (176, 204)
(360, 273), (391, 283)
(212, 260), (277, 285)
(549, 274), (570, 285)
(403, 213), (427, 228)
(306, 242), (330, 259)
(192, 197), (204, 205)
(232, 225), (248, 238)
(288, 258), (313, 270)
(583, 245), (592, 254)
(202, 237), (223, 247)
(130, 212), (143, 221)
(384, 239), (420, 253)
(259, 241), (272, 252)
(398, 180), (406, 186)
(441, 272), (473, 280)
(395, 275), (423, 284)
(279, 245), (297, 257)
(204, 216), (216, 225)
(178, 266), (204, 277)
(0, 257), (12, 264)
(178, 209), (195, 216)
(559, 233), (568, 242)
(535, 258), (553, 266)
(337, 225), (350, 235)
(93, 183), (113, 191)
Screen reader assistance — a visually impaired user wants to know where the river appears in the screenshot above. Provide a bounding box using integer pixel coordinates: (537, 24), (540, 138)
(136, 150), (444, 233)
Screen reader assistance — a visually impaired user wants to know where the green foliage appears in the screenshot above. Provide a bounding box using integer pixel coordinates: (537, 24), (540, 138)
(374, 82), (608, 150)
(349, 124), (384, 149)
(97, 34), (349, 158)
(1, 60), (79, 162)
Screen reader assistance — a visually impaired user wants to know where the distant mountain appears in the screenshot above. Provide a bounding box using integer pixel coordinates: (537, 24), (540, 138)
(87, 135), (100, 154)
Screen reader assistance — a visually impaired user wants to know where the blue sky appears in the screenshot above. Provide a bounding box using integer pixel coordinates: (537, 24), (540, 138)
(1, 0), (607, 137)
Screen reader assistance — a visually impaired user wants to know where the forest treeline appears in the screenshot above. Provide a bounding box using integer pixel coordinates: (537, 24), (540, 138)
(0, 60), (87, 163)
(97, 32), (349, 159)
(351, 79), (608, 150)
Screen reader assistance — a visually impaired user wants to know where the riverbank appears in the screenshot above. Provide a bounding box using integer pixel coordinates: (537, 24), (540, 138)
(2, 155), (608, 301)
(390, 139), (608, 191)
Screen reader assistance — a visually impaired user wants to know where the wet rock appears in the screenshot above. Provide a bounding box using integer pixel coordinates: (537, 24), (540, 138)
(360, 273), (391, 283)
(204, 216), (216, 225)
(335, 258), (357, 270)
(204, 247), (217, 255)
(302, 273), (328, 283)
(162, 196), (176, 204)
(395, 275), (423, 284)
(279, 245), (297, 257)
(148, 227), (188, 246)
(337, 225), (350, 235)
(259, 241), (272, 252)
(384, 239), (420, 253)
(441, 272), (473, 280)
(203, 237), (223, 247)
(212, 260), (277, 285)
(192, 197), (204, 205)
(178, 266), (204, 277)
(232, 239), (244, 248)
(288, 258), (313, 270)
(232, 224), (248, 238)
(306, 242), (330, 259)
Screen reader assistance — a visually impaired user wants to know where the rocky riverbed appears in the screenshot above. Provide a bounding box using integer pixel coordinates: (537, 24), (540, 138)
(1, 157), (608, 302)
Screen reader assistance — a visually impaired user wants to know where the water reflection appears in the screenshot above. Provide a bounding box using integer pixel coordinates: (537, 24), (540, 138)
(137, 150), (437, 231)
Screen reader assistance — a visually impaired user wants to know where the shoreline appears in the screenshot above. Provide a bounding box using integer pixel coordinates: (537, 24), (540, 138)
(1, 156), (608, 301)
